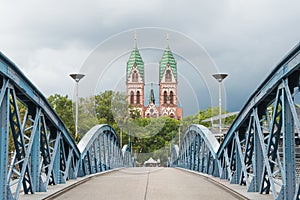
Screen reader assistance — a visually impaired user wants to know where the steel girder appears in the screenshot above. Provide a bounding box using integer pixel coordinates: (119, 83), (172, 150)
(217, 43), (300, 200)
(77, 125), (123, 177)
(121, 144), (134, 167)
(169, 144), (179, 167)
(0, 52), (81, 200)
(174, 125), (220, 176)
(171, 43), (300, 199)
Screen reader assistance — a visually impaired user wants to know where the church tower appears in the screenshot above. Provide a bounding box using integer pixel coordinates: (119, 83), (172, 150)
(159, 45), (182, 119)
(126, 43), (144, 116)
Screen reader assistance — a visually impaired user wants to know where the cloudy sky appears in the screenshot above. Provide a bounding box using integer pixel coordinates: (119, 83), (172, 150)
(1, 0), (300, 116)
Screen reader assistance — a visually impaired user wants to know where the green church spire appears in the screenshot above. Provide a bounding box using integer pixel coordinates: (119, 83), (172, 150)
(127, 47), (144, 79)
(127, 32), (144, 80)
(159, 46), (177, 80)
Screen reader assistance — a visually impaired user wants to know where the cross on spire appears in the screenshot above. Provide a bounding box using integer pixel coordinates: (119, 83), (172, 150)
(134, 30), (137, 48)
(166, 33), (169, 47)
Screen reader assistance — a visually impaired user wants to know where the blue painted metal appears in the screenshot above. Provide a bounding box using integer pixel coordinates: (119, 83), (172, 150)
(215, 43), (300, 199)
(0, 52), (131, 199)
(172, 42), (300, 200)
(77, 125), (124, 177)
(2, 40), (300, 199)
(172, 125), (220, 176)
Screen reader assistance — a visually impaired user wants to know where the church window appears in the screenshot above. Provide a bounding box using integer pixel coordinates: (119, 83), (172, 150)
(166, 70), (172, 82)
(136, 91), (140, 104)
(130, 91), (134, 104)
(170, 91), (174, 104)
(132, 70), (138, 82)
(163, 91), (167, 104)
(170, 113), (175, 118)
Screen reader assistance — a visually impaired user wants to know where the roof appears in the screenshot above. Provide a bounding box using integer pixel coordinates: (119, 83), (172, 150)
(144, 157), (157, 164)
(127, 47), (144, 79)
(159, 46), (177, 80)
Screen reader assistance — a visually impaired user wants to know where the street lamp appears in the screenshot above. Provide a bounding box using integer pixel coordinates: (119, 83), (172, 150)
(128, 129), (131, 154)
(178, 124), (183, 146)
(212, 73), (228, 140)
(119, 124), (123, 149)
(70, 73), (85, 139)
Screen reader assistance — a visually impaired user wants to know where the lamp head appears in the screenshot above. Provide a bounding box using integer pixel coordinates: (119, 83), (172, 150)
(70, 74), (85, 82)
(212, 73), (228, 82)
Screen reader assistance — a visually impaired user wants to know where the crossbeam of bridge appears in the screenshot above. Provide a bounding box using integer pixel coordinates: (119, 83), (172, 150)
(171, 42), (300, 200)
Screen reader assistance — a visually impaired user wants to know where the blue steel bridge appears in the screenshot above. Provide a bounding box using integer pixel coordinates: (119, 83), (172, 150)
(0, 43), (300, 200)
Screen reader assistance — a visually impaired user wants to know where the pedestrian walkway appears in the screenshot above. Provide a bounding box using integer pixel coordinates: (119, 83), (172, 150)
(44, 167), (245, 200)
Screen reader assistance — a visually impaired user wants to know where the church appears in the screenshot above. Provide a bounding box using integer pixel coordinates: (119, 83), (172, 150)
(126, 42), (182, 120)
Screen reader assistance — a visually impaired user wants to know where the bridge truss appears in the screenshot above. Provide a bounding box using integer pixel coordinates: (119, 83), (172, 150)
(77, 124), (128, 176)
(172, 43), (300, 200)
(0, 52), (128, 200)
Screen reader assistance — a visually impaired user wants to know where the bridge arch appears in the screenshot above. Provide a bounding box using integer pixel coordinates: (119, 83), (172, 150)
(174, 124), (220, 176)
(77, 124), (124, 176)
(172, 43), (300, 200)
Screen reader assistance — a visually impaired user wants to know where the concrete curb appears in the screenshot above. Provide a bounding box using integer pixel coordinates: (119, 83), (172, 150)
(175, 167), (249, 200)
(42, 167), (124, 200)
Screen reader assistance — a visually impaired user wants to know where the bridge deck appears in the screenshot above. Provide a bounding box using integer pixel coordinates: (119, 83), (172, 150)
(42, 167), (249, 200)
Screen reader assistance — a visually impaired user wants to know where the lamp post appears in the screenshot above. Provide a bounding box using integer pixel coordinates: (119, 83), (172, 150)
(119, 124), (123, 149)
(178, 124), (183, 146)
(128, 129), (131, 154)
(212, 73), (228, 140)
(70, 73), (85, 139)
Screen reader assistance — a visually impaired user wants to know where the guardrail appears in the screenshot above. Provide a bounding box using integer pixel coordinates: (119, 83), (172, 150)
(0, 52), (129, 200)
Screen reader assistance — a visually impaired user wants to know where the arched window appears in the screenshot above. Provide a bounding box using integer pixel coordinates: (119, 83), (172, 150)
(136, 91), (140, 104)
(130, 91), (134, 104)
(170, 91), (174, 104)
(132, 71), (138, 82)
(165, 70), (172, 82)
(170, 113), (175, 118)
(163, 91), (167, 104)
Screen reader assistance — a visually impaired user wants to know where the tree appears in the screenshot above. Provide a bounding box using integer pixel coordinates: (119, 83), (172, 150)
(48, 94), (75, 139)
(77, 96), (98, 140)
(94, 91), (116, 125)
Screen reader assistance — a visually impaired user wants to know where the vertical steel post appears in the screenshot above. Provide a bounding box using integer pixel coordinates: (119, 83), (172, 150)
(0, 87), (9, 200)
(31, 110), (41, 192)
(280, 87), (296, 199)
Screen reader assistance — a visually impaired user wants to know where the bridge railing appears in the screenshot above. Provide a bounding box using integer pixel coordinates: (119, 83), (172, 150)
(173, 124), (220, 177)
(174, 42), (300, 200)
(0, 52), (81, 200)
(0, 52), (131, 200)
(77, 124), (124, 177)
(217, 42), (300, 200)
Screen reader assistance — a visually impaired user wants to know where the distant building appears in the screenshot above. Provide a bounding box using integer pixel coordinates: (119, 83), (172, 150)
(126, 41), (182, 120)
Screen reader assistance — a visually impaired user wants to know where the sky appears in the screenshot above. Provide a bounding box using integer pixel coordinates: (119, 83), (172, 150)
(1, 0), (300, 116)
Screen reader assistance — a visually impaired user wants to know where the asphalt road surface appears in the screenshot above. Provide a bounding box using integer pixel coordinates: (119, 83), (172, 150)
(52, 167), (241, 200)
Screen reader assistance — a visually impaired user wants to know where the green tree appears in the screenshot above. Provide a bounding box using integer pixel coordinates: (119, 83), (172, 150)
(48, 94), (75, 138)
(94, 91), (116, 125)
(78, 96), (98, 140)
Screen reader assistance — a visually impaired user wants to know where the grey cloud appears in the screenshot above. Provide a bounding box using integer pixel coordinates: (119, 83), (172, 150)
(1, 0), (300, 115)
